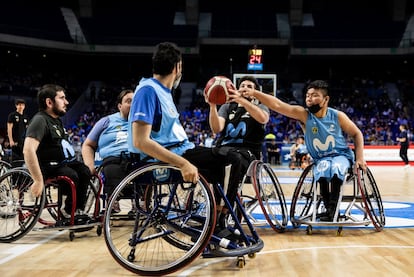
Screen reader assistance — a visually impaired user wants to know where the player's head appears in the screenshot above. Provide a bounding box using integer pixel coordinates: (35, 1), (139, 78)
(37, 84), (67, 116)
(305, 80), (329, 114)
(238, 76), (260, 90)
(152, 42), (182, 76)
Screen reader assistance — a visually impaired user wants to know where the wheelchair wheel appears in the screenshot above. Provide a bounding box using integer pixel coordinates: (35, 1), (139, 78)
(84, 174), (102, 218)
(0, 169), (45, 242)
(290, 163), (317, 228)
(103, 163), (216, 276)
(357, 167), (385, 231)
(0, 160), (11, 176)
(252, 162), (288, 232)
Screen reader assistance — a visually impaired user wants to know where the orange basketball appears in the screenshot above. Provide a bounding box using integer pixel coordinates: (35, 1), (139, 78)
(204, 76), (236, 105)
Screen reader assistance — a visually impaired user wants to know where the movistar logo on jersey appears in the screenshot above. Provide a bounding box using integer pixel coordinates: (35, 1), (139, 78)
(153, 168), (170, 182)
(313, 135), (335, 152)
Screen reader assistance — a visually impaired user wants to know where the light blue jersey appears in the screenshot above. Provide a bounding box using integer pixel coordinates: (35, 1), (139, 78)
(305, 108), (354, 181)
(86, 112), (128, 160)
(128, 78), (194, 160)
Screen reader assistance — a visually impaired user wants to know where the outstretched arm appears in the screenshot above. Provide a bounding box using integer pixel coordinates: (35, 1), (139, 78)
(243, 89), (308, 124)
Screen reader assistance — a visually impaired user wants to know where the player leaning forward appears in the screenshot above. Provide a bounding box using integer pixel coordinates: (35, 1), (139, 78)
(243, 80), (367, 221)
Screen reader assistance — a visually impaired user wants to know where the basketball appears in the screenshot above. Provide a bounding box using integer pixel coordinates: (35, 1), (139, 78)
(204, 76), (236, 105)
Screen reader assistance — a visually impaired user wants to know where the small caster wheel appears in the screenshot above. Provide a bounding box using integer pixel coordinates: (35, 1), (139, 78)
(248, 253), (256, 259)
(337, 226), (343, 236)
(237, 256), (246, 268)
(69, 231), (75, 241)
(96, 225), (102, 236)
(128, 249), (136, 262)
(306, 225), (312, 235)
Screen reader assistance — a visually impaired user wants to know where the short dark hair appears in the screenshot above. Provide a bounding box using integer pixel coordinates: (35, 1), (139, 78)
(307, 80), (329, 96)
(37, 84), (65, 111)
(238, 76), (260, 90)
(152, 42), (182, 76)
(15, 98), (25, 105)
(117, 89), (133, 104)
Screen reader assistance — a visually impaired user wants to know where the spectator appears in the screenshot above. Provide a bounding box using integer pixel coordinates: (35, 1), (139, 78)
(7, 98), (29, 163)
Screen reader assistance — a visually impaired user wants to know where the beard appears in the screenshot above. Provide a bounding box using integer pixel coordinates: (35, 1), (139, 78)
(52, 105), (66, 117)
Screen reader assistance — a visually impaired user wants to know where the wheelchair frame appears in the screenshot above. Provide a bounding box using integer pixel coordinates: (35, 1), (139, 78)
(239, 160), (288, 232)
(103, 162), (266, 276)
(290, 163), (385, 235)
(0, 167), (103, 242)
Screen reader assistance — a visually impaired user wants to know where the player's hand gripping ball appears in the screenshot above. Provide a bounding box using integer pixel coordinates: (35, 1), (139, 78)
(204, 76), (236, 105)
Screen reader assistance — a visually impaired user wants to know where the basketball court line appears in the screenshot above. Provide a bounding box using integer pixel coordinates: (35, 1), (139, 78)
(0, 231), (63, 265)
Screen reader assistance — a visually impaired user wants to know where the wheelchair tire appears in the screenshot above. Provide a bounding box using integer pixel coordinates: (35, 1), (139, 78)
(252, 162), (288, 232)
(0, 169), (45, 242)
(357, 167), (386, 231)
(103, 163), (216, 276)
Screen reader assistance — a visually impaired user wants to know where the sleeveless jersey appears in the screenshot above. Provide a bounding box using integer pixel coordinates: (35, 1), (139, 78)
(128, 78), (194, 159)
(304, 108), (354, 162)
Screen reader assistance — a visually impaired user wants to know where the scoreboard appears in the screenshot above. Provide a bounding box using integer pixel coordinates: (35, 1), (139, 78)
(247, 48), (263, 71)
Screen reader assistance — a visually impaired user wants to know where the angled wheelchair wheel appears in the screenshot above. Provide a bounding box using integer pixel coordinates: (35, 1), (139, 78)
(357, 167), (385, 231)
(290, 163), (317, 228)
(0, 169), (45, 242)
(84, 174), (102, 218)
(103, 163), (216, 276)
(252, 162), (288, 232)
(0, 160), (11, 176)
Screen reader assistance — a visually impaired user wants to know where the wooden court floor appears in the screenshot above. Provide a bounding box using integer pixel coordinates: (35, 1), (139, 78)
(0, 165), (413, 277)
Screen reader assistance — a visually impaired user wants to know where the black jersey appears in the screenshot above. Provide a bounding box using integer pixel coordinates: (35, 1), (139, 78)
(7, 110), (29, 143)
(25, 111), (75, 166)
(216, 101), (268, 155)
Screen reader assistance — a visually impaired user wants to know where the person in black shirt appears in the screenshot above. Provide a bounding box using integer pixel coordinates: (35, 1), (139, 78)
(397, 124), (410, 169)
(7, 98), (29, 162)
(208, 75), (270, 211)
(23, 84), (91, 221)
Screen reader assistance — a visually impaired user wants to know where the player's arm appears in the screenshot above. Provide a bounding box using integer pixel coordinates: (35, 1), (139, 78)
(23, 137), (44, 196)
(132, 121), (199, 184)
(243, 89), (307, 123)
(207, 100), (225, 134)
(338, 111), (367, 171)
(228, 88), (269, 124)
(82, 138), (98, 174)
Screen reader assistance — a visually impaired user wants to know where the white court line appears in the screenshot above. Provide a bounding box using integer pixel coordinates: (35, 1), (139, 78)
(0, 231), (64, 265)
(178, 244), (414, 276)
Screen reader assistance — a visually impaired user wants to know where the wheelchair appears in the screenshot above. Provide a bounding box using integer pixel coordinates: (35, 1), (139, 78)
(103, 162), (265, 276)
(239, 160), (288, 232)
(0, 160), (11, 176)
(290, 163), (385, 235)
(0, 167), (103, 242)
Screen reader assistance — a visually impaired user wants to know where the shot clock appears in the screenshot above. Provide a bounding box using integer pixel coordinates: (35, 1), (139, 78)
(247, 48), (263, 71)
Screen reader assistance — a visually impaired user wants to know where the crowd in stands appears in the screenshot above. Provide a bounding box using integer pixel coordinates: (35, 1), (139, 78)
(1, 73), (413, 164)
(59, 76), (413, 164)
